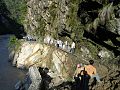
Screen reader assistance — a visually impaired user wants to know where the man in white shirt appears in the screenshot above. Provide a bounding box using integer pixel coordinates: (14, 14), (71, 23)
(71, 42), (75, 53)
(49, 38), (54, 45)
(65, 41), (68, 51)
(59, 40), (63, 49)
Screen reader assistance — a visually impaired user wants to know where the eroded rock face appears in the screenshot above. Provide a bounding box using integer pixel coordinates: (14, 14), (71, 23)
(23, 0), (120, 60)
(9, 0), (120, 89)
(116, 19), (120, 35)
(24, 0), (70, 38)
(98, 50), (112, 59)
(13, 42), (77, 81)
(80, 46), (92, 61)
(12, 41), (120, 89)
(90, 70), (120, 90)
(28, 66), (41, 90)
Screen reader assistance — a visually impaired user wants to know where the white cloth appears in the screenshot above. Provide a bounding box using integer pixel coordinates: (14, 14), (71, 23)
(50, 38), (54, 44)
(71, 42), (75, 48)
(62, 44), (66, 50)
(56, 39), (59, 45)
(44, 35), (51, 44)
(54, 40), (57, 47)
(59, 40), (63, 48)
(65, 41), (68, 46)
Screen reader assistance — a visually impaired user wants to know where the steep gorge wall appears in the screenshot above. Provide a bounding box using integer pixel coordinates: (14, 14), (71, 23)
(24, 0), (120, 37)
(24, 0), (72, 39)
(7, 0), (120, 89)
(22, 0), (120, 89)
(0, 0), (27, 38)
(23, 0), (120, 60)
(11, 41), (81, 87)
(12, 42), (90, 79)
(4, 0), (120, 60)
(2, 0), (120, 57)
(11, 42), (120, 90)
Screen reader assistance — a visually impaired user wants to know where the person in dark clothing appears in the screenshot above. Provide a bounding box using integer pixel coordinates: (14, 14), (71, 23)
(74, 75), (81, 90)
(39, 67), (52, 90)
(77, 66), (90, 90)
(73, 64), (84, 90)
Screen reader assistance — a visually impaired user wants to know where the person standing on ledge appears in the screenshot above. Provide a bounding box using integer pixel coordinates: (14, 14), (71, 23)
(85, 60), (101, 83)
(70, 42), (75, 53)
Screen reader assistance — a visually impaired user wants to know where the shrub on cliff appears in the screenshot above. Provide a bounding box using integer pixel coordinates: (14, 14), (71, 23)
(9, 35), (21, 51)
(4, 0), (27, 24)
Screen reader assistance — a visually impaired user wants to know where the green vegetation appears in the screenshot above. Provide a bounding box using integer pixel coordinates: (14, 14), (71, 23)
(67, 0), (84, 41)
(0, 0), (9, 15)
(9, 35), (21, 51)
(49, 3), (58, 24)
(86, 3), (114, 32)
(3, 0), (119, 62)
(48, 2), (59, 39)
(84, 40), (100, 59)
(0, 0), (9, 34)
(35, 16), (46, 41)
(66, 0), (116, 59)
(4, 0), (27, 24)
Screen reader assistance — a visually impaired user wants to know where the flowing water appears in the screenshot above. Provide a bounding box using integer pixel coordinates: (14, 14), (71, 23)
(0, 35), (26, 90)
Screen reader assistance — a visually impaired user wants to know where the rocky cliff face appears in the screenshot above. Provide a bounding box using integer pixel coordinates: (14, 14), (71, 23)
(23, 0), (120, 58)
(0, 0), (26, 38)
(7, 0), (120, 89)
(11, 41), (120, 90)
(12, 41), (82, 80)
(24, 0), (71, 40)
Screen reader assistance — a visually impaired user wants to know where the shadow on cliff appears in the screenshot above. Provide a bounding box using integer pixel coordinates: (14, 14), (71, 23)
(77, 0), (120, 56)
(0, 15), (26, 38)
(49, 79), (89, 90)
(109, 0), (120, 5)
(49, 70), (120, 90)
(39, 67), (52, 90)
(77, 0), (103, 25)
(49, 81), (72, 90)
(83, 26), (120, 56)
(0, 0), (26, 38)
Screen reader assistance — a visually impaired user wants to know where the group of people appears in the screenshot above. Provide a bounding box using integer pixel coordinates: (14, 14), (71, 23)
(44, 35), (75, 53)
(23, 34), (36, 41)
(74, 60), (101, 90)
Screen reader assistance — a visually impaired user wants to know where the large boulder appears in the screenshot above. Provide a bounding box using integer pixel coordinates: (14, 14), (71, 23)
(28, 66), (41, 90)
(13, 42), (78, 81)
(98, 50), (111, 59)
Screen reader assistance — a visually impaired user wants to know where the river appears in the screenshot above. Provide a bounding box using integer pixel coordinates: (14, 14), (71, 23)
(0, 35), (26, 90)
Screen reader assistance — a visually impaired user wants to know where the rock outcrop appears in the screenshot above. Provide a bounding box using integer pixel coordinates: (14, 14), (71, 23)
(24, 0), (70, 37)
(11, 41), (120, 90)
(28, 66), (41, 90)
(5, 0), (120, 89)
(13, 41), (79, 81)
